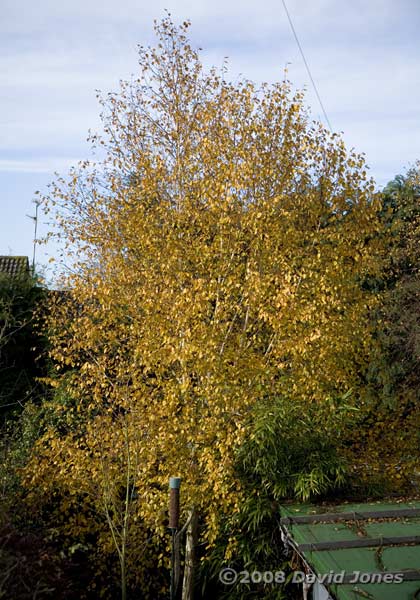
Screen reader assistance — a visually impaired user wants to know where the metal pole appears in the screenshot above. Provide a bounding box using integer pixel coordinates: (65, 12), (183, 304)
(26, 200), (40, 277)
(169, 477), (181, 600)
(32, 201), (39, 274)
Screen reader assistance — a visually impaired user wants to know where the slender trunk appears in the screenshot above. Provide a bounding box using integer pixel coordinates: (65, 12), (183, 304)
(120, 420), (131, 600)
(182, 508), (198, 600)
(121, 555), (127, 600)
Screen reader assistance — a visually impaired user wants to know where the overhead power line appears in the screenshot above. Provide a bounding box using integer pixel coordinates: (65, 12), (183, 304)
(281, 0), (333, 132)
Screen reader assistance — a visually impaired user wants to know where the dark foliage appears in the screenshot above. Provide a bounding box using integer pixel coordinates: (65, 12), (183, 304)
(0, 273), (48, 420)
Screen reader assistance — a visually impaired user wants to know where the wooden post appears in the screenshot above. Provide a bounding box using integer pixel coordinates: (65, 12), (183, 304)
(182, 507), (198, 600)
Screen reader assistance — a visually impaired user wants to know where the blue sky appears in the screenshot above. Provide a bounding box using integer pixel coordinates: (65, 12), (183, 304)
(1, 0), (419, 278)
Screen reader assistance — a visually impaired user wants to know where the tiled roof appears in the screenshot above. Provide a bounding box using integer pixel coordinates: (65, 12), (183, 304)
(0, 256), (30, 278)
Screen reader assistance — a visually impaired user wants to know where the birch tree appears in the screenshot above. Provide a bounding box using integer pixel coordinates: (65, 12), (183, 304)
(24, 17), (385, 597)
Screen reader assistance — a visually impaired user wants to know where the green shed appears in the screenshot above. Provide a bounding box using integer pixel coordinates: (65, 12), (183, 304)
(280, 500), (420, 599)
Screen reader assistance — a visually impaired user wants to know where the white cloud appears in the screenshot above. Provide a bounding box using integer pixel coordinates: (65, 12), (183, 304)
(0, 157), (81, 173)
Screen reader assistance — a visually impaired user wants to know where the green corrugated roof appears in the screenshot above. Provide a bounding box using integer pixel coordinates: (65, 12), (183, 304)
(281, 500), (420, 599)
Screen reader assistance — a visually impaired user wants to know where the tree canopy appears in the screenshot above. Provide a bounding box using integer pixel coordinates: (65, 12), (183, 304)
(24, 17), (388, 598)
